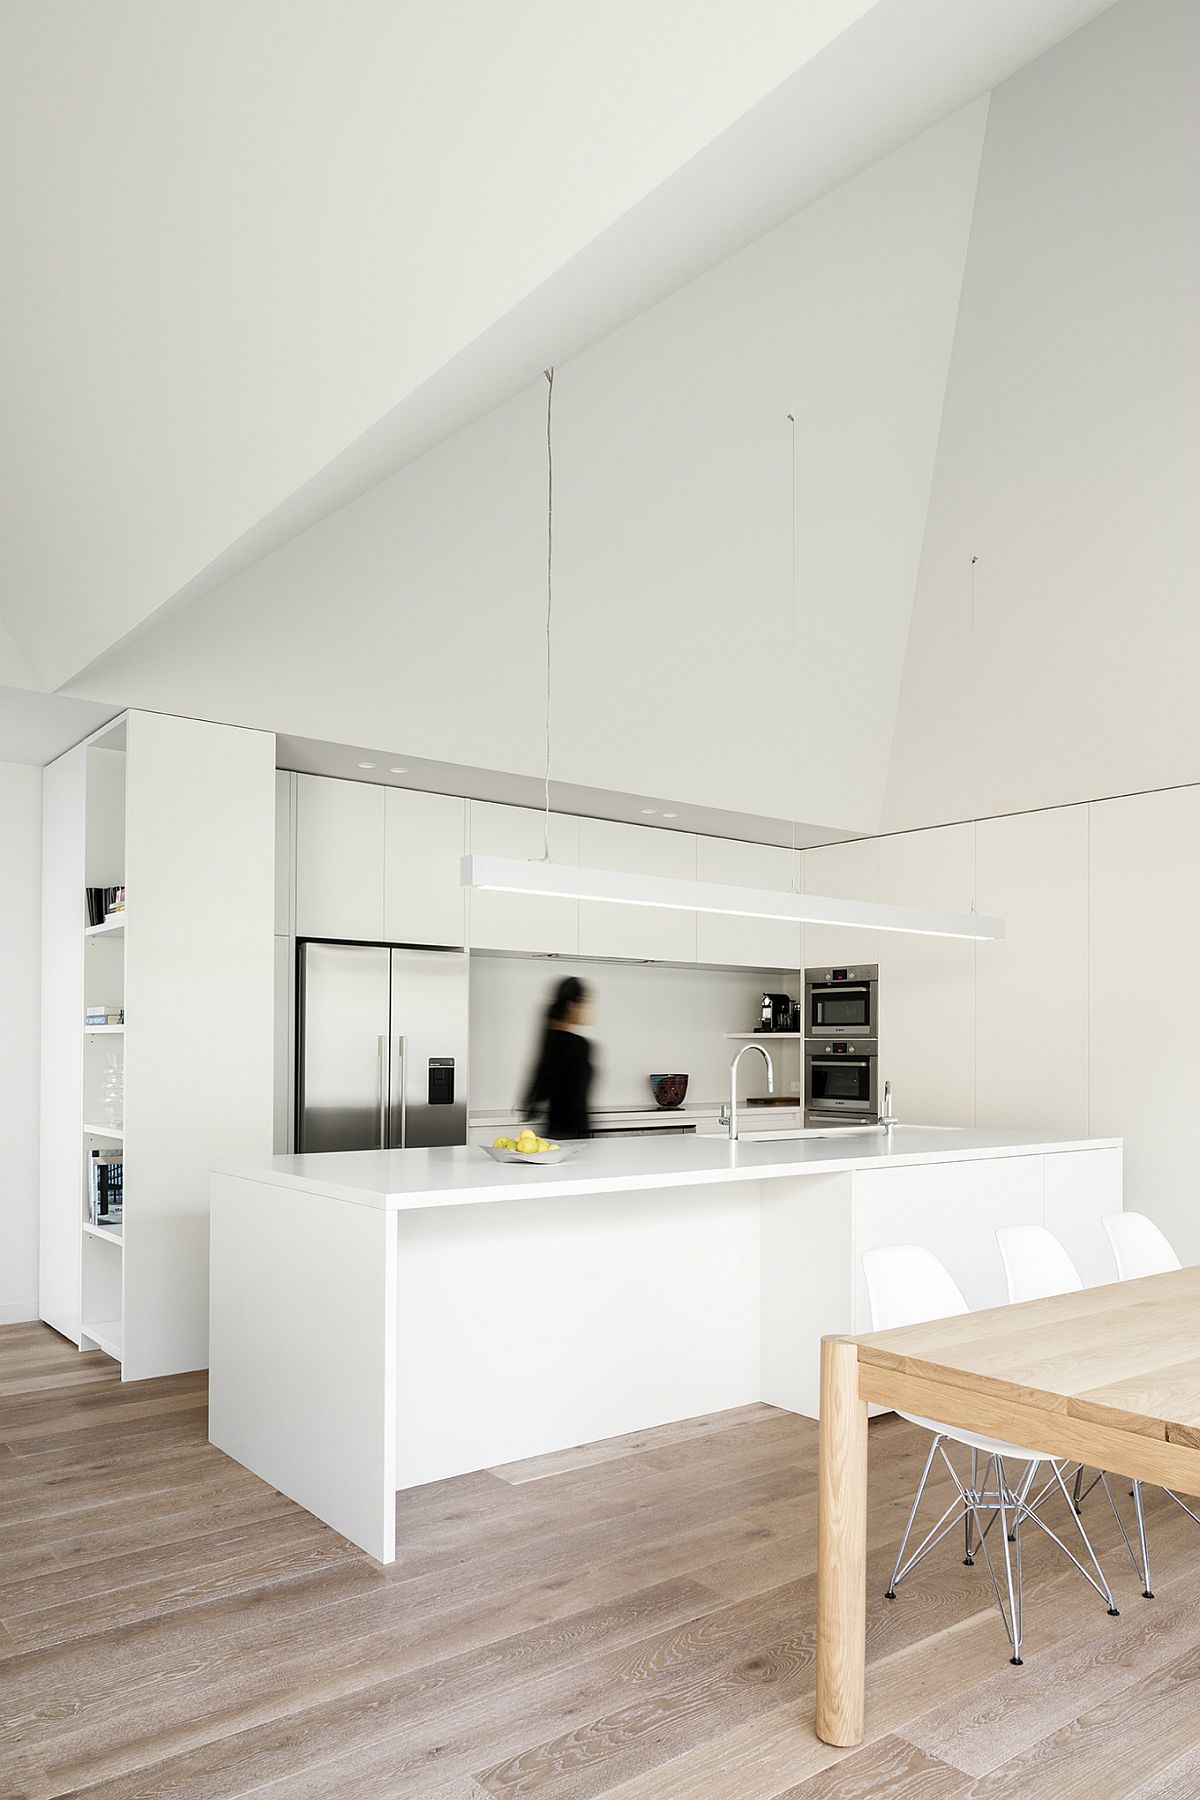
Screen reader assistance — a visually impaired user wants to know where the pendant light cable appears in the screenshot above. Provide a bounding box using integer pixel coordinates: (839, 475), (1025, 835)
(543, 366), (555, 861)
(787, 412), (798, 890)
(970, 552), (978, 914)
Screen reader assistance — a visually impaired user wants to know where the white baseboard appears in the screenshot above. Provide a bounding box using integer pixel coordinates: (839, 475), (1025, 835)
(0, 1299), (40, 1325)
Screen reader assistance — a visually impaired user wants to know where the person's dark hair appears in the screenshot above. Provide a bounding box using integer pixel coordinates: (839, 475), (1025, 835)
(547, 976), (588, 1023)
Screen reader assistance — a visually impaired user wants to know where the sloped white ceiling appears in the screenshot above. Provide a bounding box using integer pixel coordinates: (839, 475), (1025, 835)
(0, 0), (879, 690)
(882, 0), (1199, 831)
(1, 0), (1114, 695)
(66, 99), (989, 835)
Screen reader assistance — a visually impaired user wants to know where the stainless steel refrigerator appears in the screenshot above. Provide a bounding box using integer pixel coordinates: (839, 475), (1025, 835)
(296, 942), (469, 1153)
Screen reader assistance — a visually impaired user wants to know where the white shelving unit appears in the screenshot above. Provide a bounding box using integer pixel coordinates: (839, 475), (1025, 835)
(84, 915), (126, 939)
(40, 707), (277, 1380)
(725, 1032), (807, 1040)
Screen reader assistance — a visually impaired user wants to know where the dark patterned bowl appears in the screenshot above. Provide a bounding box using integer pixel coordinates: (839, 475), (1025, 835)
(649, 1073), (689, 1110)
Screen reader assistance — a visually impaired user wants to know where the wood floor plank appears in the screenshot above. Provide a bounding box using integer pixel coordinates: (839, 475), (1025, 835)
(960, 1641), (1200, 1798)
(4, 1318), (1200, 1800)
(773, 1733), (969, 1798)
(487, 1403), (781, 1484)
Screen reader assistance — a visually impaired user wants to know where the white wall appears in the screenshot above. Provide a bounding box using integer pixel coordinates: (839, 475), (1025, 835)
(469, 953), (803, 1117)
(69, 98), (987, 836)
(883, 0), (1200, 832)
(0, 761), (41, 1321)
(818, 776), (1200, 1263)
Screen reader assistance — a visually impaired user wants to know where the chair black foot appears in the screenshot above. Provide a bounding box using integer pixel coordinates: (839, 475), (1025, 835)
(1074, 1504), (1082, 1515)
(1107, 1605), (1120, 1616)
(963, 1555), (974, 1566)
(1143, 1589), (1155, 1600)
(884, 1589), (896, 1600)
(1007, 1532), (1016, 1542)
(1011, 1656), (1023, 1666)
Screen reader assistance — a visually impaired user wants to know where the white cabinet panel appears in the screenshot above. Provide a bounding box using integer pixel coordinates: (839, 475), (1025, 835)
(295, 776), (385, 942)
(274, 770), (293, 936)
(467, 803), (580, 954)
(975, 806), (1088, 1135)
(1090, 786), (1200, 1262)
(852, 1155), (1044, 1328)
(695, 837), (803, 972)
(803, 839), (879, 969)
(384, 789), (466, 948)
(877, 825), (975, 1128)
(578, 819), (697, 963)
(1043, 1148), (1122, 1288)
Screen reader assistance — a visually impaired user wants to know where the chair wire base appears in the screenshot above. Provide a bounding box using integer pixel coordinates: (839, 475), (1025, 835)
(887, 1435), (1120, 1664)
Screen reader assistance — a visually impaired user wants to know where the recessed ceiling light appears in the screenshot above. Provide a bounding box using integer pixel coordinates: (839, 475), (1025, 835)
(389, 766), (408, 775)
(640, 806), (657, 815)
(662, 811), (678, 819)
(356, 761), (377, 769)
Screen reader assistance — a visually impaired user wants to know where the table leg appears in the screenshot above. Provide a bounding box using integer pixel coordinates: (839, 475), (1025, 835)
(816, 1335), (868, 1746)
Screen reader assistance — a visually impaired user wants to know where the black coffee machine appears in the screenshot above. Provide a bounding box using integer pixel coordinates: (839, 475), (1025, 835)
(758, 992), (793, 1032)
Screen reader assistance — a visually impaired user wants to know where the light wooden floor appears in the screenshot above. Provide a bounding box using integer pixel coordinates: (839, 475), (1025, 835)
(4, 1323), (1200, 1798)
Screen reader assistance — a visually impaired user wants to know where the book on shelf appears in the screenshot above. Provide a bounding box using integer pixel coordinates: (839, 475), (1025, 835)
(85, 885), (126, 927)
(88, 1149), (124, 1226)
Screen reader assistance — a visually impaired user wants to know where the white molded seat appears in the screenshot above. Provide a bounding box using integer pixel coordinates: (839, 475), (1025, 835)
(995, 1223), (1083, 1304)
(862, 1240), (1119, 1660)
(1103, 1212), (1181, 1281)
(862, 1244), (1047, 1462)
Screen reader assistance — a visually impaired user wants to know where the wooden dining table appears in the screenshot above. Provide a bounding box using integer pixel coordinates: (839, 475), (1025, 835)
(815, 1267), (1200, 1747)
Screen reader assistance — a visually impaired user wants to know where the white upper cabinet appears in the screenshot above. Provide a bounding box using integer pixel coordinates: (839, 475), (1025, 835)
(975, 806), (1088, 1135)
(877, 824), (975, 1128)
(384, 789), (466, 948)
(295, 775), (385, 941)
(803, 838), (879, 969)
(695, 837), (803, 972)
(467, 803), (581, 955)
(577, 819), (698, 963)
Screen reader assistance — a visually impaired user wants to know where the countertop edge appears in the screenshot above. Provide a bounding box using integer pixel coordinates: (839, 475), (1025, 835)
(212, 1135), (1123, 1213)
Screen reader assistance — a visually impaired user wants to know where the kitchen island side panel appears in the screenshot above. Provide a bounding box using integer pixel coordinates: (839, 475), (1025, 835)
(759, 1173), (855, 1417)
(210, 1174), (397, 1562)
(393, 1180), (762, 1488)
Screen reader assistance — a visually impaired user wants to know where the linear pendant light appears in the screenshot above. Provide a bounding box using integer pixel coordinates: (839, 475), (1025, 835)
(461, 855), (1003, 941)
(460, 376), (1004, 944)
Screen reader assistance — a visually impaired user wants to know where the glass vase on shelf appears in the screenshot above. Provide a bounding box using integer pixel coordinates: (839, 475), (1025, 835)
(101, 1048), (125, 1127)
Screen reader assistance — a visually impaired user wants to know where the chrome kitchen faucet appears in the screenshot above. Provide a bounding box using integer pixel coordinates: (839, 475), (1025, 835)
(727, 1042), (774, 1141)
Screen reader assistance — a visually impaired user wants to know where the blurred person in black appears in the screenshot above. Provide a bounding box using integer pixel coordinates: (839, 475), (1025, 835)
(522, 976), (594, 1140)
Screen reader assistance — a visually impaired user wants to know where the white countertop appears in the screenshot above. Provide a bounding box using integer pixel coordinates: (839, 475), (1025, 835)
(216, 1125), (1121, 1214)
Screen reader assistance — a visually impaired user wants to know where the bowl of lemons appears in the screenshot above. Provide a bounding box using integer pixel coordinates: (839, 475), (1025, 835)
(482, 1128), (576, 1165)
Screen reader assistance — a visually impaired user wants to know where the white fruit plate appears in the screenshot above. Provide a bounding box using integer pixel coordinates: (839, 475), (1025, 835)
(481, 1144), (577, 1165)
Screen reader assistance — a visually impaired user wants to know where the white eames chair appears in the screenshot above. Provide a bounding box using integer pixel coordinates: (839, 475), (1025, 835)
(995, 1223), (1155, 1598)
(1103, 1211), (1181, 1281)
(1100, 1212), (1199, 1570)
(862, 1244), (1119, 1666)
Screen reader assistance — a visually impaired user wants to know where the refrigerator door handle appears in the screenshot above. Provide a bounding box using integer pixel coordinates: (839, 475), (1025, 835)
(390, 1034), (407, 1149)
(377, 1035), (387, 1148)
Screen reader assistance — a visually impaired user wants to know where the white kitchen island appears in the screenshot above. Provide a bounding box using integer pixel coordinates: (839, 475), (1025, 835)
(209, 1126), (1121, 1562)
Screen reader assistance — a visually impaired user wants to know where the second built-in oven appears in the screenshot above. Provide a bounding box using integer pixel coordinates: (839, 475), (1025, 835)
(805, 1040), (878, 1126)
(804, 965), (879, 1040)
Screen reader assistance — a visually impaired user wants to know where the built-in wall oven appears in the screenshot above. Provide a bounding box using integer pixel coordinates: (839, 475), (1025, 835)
(805, 1040), (879, 1127)
(804, 965), (879, 1041)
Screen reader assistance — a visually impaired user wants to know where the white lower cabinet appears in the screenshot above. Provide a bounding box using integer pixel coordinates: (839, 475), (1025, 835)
(467, 803), (580, 954)
(578, 819), (698, 963)
(852, 1155), (1044, 1328)
(695, 837), (803, 971)
(384, 789), (466, 947)
(1043, 1148), (1122, 1287)
(295, 775), (385, 941)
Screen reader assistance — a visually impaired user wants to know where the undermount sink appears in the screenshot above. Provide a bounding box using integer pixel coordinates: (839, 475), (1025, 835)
(739, 1125), (882, 1143)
